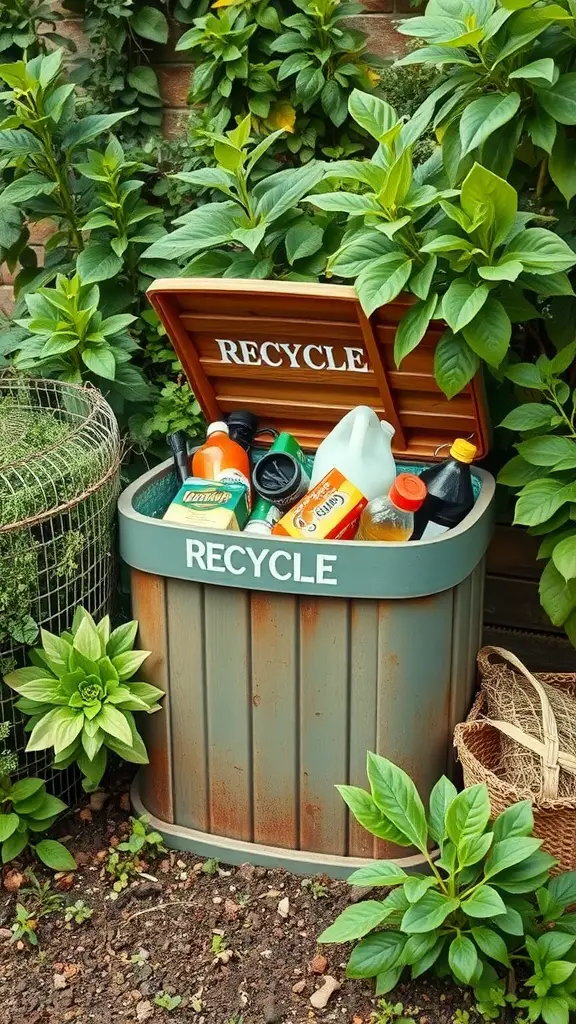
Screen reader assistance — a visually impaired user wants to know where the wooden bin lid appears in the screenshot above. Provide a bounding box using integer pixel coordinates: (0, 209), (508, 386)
(147, 279), (490, 461)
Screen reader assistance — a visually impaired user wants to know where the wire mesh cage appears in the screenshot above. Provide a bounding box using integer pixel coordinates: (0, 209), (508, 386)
(0, 372), (121, 803)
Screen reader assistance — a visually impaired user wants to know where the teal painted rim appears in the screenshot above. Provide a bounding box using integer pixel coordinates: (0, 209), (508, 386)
(131, 775), (433, 879)
(118, 459), (495, 600)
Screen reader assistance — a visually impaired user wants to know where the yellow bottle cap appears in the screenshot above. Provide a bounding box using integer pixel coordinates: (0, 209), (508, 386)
(450, 438), (477, 464)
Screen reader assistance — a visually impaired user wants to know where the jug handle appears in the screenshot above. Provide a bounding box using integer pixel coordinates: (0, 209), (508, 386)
(349, 406), (371, 453)
(380, 420), (396, 440)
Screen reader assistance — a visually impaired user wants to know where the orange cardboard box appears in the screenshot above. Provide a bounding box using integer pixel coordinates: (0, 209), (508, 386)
(272, 469), (367, 541)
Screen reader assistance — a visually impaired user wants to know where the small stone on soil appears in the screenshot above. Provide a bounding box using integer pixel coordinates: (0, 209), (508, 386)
(53, 975), (68, 990)
(309, 976), (341, 1009)
(292, 980), (306, 994)
(277, 897), (290, 919)
(311, 954), (328, 975)
(136, 999), (154, 1021)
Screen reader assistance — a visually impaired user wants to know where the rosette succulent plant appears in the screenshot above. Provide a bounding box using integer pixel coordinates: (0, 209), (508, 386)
(4, 608), (164, 790)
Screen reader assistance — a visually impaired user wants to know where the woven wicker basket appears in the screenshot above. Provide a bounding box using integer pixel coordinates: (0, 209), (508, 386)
(455, 646), (576, 873)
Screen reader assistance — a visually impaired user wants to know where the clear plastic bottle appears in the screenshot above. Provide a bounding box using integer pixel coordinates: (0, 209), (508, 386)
(356, 473), (427, 542)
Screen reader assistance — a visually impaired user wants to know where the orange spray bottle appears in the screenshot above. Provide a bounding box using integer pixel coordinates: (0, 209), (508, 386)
(192, 421), (252, 508)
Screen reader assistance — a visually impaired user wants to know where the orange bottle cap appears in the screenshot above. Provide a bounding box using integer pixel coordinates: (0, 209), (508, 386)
(389, 473), (427, 512)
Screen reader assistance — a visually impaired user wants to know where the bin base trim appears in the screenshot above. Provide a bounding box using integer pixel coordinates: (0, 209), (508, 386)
(131, 776), (430, 879)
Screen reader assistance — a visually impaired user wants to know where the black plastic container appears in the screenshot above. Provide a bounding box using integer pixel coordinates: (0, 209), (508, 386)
(412, 439), (476, 540)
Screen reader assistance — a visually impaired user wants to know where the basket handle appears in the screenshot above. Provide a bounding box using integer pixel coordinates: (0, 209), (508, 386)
(479, 646), (560, 801)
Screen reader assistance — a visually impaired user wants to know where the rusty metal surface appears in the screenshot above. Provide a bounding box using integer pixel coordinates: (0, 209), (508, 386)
(130, 569), (173, 824)
(135, 565), (484, 863)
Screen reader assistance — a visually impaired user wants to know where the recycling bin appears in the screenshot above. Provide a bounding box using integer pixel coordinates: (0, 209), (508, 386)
(118, 280), (495, 878)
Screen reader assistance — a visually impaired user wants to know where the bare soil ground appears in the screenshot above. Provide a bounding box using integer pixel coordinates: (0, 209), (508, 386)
(0, 786), (475, 1024)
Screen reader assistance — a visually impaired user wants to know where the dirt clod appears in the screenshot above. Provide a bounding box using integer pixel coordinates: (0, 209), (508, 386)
(310, 954), (327, 975)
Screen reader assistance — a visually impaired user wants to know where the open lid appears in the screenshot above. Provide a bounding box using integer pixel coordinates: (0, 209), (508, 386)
(147, 279), (490, 461)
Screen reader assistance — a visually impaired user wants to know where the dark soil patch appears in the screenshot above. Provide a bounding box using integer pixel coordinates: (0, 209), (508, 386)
(0, 790), (476, 1024)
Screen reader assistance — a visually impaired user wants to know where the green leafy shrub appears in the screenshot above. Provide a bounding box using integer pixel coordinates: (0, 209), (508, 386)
(64, 0), (173, 140)
(142, 114), (339, 278)
(4, 606), (164, 791)
(0, 0), (75, 62)
(396, 0), (576, 194)
(0, 774), (76, 869)
(176, 0), (383, 162)
(8, 272), (147, 398)
(497, 348), (576, 642)
(309, 89), (575, 397)
(320, 752), (576, 1018)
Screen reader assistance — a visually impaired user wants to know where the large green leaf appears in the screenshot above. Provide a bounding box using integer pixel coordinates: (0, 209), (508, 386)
(549, 126), (576, 204)
(82, 346), (116, 380)
(144, 202), (238, 260)
(2, 828), (28, 864)
(463, 298), (511, 366)
(96, 704), (133, 745)
(553, 535), (576, 581)
(403, 932), (440, 966)
(0, 130), (43, 155)
(538, 73), (576, 125)
(255, 162), (325, 222)
(77, 243), (123, 285)
(35, 839), (77, 871)
(499, 404), (555, 431)
(401, 890), (459, 934)
(366, 752), (428, 851)
(471, 927), (511, 967)
(514, 479), (569, 526)
(127, 66), (161, 98)
(461, 884), (507, 918)
(492, 801), (534, 843)
(547, 872), (576, 908)
(131, 5), (169, 42)
(518, 436), (576, 467)
(428, 776), (457, 844)
(348, 89), (397, 142)
(504, 228), (576, 274)
(346, 931), (406, 978)
(74, 616), (102, 662)
(509, 58), (555, 84)
(0, 813), (19, 843)
(347, 861), (409, 887)
(63, 112), (132, 152)
(318, 901), (393, 943)
(26, 706), (74, 752)
(337, 786), (410, 845)
(460, 93), (521, 157)
(112, 649), (150, 680)
(485, 837), (543, 877)
(449, 934), (478, 984)
(107, 620), (138, 659)
(446, 784), (491, 847)
(442, 281), (490, 333)
(394, 294), (437, 367)
(434, 331), (479, 398)
(460, 162), (517, 249)
(0, 172), (57, 206)
(8, 777), (45, 803)
(355, 255), (412, 318)
(539, 560), (576, 626)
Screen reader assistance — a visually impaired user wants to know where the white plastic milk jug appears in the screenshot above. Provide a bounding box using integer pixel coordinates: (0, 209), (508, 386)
(310, 406), (396, 500)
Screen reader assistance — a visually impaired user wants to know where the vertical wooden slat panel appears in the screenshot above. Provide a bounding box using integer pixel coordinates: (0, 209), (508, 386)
(166, 578), (208, 831)
(204, 585), (252, 840)
(373, 592), (453, 856)
(131, 569), (173, 824)
(299, 596), (349, 855)
(348, 599), (378, 857)
(447, 573), (473, 778)
(251, 592), (298, 849)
